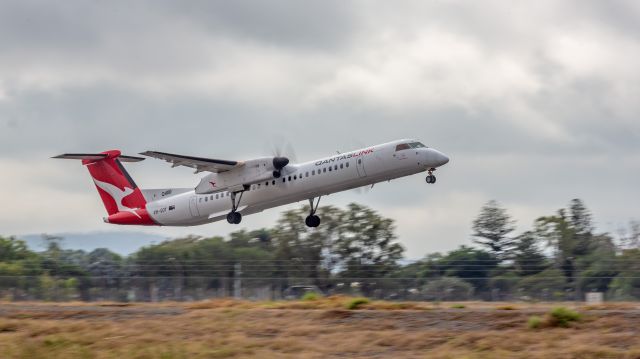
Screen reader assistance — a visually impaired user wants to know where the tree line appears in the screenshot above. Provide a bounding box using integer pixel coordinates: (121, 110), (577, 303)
(0, 200), (638, 301)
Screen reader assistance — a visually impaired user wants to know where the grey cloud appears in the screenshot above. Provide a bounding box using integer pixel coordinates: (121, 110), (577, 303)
(0, 1), (100, 51)
(0, 1), (638, 255)
(0, 0), (357, 55)
(164, 0), (357, 51)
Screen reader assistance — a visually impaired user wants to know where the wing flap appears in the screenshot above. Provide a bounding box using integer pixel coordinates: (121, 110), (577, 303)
(140, 151), (240, 173)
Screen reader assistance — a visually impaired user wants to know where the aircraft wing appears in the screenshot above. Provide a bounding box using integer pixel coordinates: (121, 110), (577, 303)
(140, 151), (241, 173)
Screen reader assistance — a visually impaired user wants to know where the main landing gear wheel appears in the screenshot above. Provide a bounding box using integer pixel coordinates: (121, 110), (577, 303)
(305, 215), (321, 228)
(226, 211), (242, 224)
(426, 169), (437, 184)
(305, 197), (322, 228)
(227, 191), (245, 224)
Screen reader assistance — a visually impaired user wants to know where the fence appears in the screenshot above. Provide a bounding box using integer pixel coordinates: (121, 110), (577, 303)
(0, 274), (633, 302)
(2, 257), (639, 302)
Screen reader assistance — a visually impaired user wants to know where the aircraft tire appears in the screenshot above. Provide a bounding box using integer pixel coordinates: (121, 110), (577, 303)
(306, 215), (321, 228)
(305, 215), (314, 227)
(233, 212), (242, 224)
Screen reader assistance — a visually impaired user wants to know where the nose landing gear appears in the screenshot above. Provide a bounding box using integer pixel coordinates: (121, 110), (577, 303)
(426, 168), (437, 184)
(305, 197), (322, 228)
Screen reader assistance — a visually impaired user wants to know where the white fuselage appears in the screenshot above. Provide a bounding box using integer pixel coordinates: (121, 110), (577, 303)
(144, 139), (449, 226)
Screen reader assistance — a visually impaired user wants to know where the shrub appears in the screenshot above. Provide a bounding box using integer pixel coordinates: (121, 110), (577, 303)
(346, 297), (370, 310)
(450, 304), (466, 309)
(301, 292), (320, 301)
(526, 307), (582, 329)
(548, 307), (581, 327)
(527, 316), (543, 329)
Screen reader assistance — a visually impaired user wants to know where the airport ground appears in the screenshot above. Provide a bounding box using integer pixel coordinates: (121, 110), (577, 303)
(0, 298), (639, 358)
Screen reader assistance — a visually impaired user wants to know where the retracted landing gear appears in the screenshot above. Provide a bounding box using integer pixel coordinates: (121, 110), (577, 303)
(226, 191), (244, 224)
(426, 168), (437, 184)
(305, 197), (321, 228)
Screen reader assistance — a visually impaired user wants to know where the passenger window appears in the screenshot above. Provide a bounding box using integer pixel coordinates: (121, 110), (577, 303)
(282, 178), (286, 183)
(294, 175), (297, 180)
(204, 197), (207, 202)
(288, 176), (292, 181)
(312, 170), (315, 175)
(358, 159), (361, 164)
(306, 172), (309, 177)
(272, 180), (276, 185)
(346, 162), (349, 168)
(334, 165), (338, 170)
(323, 168), (326, 173)
(215, 194), (218, 199)
(340, 163), (343, 169)
(329, 167), (332, 172)
(199, 198), (202, 202)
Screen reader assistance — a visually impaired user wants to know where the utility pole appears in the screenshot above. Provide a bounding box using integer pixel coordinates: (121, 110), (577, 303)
(234, 263), (242, 299)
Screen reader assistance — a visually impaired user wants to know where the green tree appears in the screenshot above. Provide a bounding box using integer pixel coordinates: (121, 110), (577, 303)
(512, 231), (548, 276)
(575, 234), (618, 294)
(429, 245), (498, 294)
(333, 203), (404, 296)
(472, 200), (516, 261)
(608, 249), (640, 300)
(271, 205), (342, 290)
(535, 199), (596, 282)
(568, 199), (594, 256)
(0, 236), (34, 261)
(517, 268), (567, 300)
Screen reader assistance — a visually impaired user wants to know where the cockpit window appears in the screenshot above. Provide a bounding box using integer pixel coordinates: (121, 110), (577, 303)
(396, 142), (427, 151)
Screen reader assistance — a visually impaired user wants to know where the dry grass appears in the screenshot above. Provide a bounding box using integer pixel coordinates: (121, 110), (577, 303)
(1, 299), (640, 358)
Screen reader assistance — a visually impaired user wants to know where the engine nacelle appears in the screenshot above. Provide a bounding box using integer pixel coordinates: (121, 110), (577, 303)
(195, 157), (282, 194)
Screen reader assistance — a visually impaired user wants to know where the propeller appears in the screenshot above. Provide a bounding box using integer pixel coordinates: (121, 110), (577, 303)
(272, 157), (289, 178)
(267, 137), (297, 178)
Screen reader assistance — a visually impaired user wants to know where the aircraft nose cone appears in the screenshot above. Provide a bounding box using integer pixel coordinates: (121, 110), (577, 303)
(437, 152), (450, 166)
(427, 149), (449, 167)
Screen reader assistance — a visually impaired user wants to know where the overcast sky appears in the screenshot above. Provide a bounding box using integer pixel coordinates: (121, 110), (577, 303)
(1, 0), (638, 258)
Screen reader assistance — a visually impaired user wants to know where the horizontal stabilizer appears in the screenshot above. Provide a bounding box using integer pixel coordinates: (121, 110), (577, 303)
(52, 153), (145, 162)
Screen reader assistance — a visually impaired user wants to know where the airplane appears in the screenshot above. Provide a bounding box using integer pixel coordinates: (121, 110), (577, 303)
(53, 139), (449, 227)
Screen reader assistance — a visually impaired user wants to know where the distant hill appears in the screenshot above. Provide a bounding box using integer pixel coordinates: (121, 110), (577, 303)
(17, 232), (170, 255)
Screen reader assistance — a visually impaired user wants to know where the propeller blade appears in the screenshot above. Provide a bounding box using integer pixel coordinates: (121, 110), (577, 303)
(267, 137), (298, 163)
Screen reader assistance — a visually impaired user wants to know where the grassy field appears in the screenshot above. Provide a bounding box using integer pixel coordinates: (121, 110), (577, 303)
(1, 297), (639, 358)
